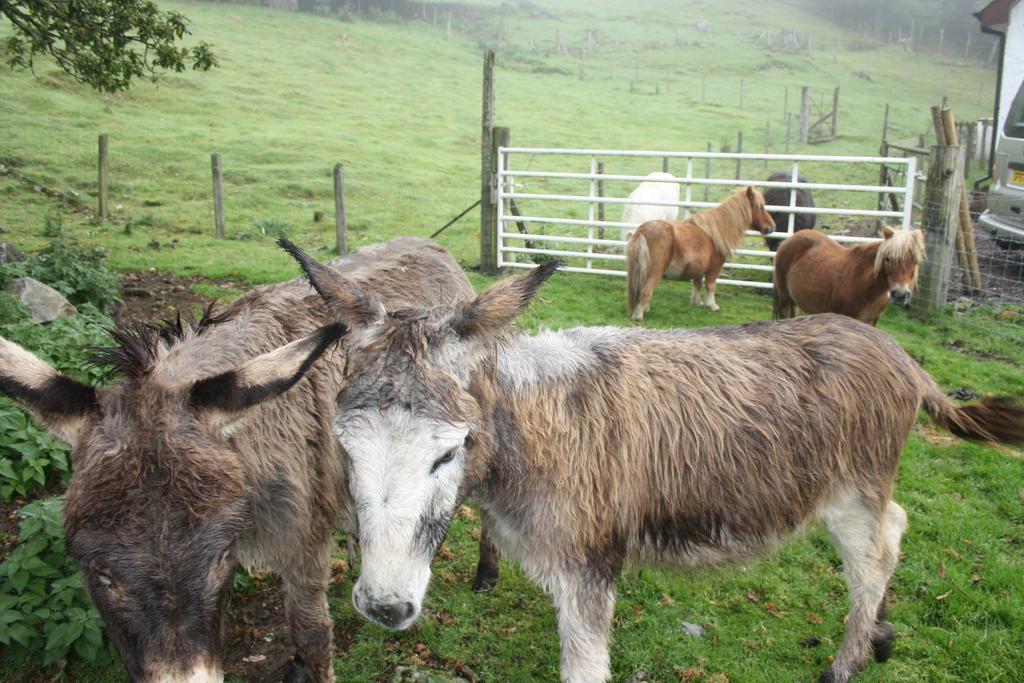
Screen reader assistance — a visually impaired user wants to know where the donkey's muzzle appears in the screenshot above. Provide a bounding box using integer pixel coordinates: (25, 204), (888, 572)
(363, 599), (416, 630)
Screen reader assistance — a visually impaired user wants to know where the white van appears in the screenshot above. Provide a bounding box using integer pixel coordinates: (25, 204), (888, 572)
(978, 79), (1024, 248)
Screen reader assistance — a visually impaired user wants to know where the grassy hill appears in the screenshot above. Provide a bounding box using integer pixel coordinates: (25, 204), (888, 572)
(2, 2), (1022, 682)
(0, 0), (997, 279)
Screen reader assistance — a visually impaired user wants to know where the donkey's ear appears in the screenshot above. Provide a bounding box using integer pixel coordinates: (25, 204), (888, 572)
(882, 225), (895, 239)
(0, 338), (98, 445)
(189, 322), (347, 435)
(745, 186), (755, 200)
(278, 238), (385, 326)
(451, 261), (561, 339)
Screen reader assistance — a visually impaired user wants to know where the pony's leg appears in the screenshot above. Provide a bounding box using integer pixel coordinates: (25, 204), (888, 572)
(281, 544), (335, 683)
(818, 492), (906, 683)
(472, 510), (500, 593)
(704, 272), (721, 312)
(635, 271), (663, 320)
(690, 277), (704, 305)
(549, 567), (617, 683)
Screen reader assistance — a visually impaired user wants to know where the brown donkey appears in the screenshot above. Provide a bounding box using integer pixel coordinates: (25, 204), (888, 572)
(275, 253), (1022, 683)
(773, 226), (925, 325)
(0, 238), (473, 682)
(626, 186), (775, 319)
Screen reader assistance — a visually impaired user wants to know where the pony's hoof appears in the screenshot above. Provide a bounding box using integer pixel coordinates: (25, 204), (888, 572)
(472, 570), (499, 593)
(282, 656), (311, 683)
(872, 621), (896, 663)
(708, 305), (720, 312)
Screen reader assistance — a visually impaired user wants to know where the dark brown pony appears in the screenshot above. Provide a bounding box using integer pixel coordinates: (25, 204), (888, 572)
(763, 171), (816, 251)
(773, 226), (925, 325)
(626, 187), (775, 319)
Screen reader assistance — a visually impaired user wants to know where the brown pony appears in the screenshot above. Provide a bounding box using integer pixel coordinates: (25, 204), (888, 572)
(773, 226), (926, 325)
(626, 186), (775, 319)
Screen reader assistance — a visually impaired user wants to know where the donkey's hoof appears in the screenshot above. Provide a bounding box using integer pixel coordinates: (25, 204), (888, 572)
(472, 570), (499, 593)
(282, 656), (311, 683)
(871, 621), (896, 663)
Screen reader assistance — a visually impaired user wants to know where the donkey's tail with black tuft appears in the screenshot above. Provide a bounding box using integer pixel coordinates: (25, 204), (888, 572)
(922, 390), (1024, 445)
(626, 233), (649, 320)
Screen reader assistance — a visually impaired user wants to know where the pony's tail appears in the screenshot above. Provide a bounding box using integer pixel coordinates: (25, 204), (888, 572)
(626, 233), (649, 319)
(921, 384), (1024, 445)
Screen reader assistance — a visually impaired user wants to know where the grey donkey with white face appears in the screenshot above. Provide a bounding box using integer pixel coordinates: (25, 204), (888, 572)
(0, 237), (475, 682)
(279, 246), (1024, 683)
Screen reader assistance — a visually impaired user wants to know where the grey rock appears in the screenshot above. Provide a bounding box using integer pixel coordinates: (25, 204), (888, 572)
(389, 666), (469, 683)
(0, 242), (26, 264)
(5, 277), (76, 322)
(682, 621), (705, 638)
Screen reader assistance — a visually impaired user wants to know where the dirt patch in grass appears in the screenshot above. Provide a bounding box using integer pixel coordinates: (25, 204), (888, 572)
(223, 578), (300, 682)
(117, 270), (243, 325)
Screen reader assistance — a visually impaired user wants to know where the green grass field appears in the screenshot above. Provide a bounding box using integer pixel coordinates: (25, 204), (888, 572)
(1, 1), (1022, 681)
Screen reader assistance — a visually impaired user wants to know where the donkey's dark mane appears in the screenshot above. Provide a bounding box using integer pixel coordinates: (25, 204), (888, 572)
(90, 302), (232, 379)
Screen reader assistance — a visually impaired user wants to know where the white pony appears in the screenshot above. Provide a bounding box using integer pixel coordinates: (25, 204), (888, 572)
(620, 171), (680, 244)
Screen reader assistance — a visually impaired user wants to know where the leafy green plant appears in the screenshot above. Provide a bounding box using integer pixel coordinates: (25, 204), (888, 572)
(0, 497), (108, 666)
(0, 303), (112, 501)
(0, 401), (70, 502)
(0, 232), (121, 313)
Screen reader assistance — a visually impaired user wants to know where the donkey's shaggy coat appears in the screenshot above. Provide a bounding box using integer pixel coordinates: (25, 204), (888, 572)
(626, 186), (774, 318)
(774, 226), (926, 325)
(282, 254), (1024, 683)
(0, 238), (473, 682)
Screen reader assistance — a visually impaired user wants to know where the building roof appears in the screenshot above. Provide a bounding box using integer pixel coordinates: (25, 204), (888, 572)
(976, 0), (1021, 30)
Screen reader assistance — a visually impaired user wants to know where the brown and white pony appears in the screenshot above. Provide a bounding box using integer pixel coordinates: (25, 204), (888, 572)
(0, 238), (474, 682)
(773, 226), (926, 325)
(274, 252), (1024, 683)
(626, 186), (775, 319)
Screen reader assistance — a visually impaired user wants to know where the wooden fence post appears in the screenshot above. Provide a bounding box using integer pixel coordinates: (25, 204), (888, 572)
(798, 86), (810, 143)
(480, 50), (497, 274)
(914, 143), (965, 314)
(596, 161), (605, 238)
(334, 163), (347, 255)
(662, 157), (669, 173)
(940, 109), (982, 291)
(98, 134), (109, 221)
(211, 153), (225, 239)
(830, 86), (840, 139)
(735, 131), (743, 180)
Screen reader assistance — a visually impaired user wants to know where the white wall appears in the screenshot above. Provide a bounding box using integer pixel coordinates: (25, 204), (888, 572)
(998, 2), (1024, 137)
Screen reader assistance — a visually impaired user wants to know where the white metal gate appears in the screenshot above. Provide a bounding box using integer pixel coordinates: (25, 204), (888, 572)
(494, 148), (917, 289)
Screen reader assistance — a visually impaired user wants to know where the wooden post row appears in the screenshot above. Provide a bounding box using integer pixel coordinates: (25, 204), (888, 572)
(211, 153), (225, 239)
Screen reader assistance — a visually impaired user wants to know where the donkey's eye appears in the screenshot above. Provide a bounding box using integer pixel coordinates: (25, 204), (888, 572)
(96, 572), (113, 588)
(220, 548), (233, 565)
(430, 449), (458, 474)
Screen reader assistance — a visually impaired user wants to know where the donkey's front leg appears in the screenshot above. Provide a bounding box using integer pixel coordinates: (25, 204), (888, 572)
(281, 546), (335, 682)
(549, 567), (618, 683)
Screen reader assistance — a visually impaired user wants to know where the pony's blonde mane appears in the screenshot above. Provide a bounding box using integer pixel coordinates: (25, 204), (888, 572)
(873, 228), (926, 277)
(692, 188), (755, 259)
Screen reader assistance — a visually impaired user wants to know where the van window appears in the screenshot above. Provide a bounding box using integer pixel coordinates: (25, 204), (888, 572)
(1006, 80), (1024, 139)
